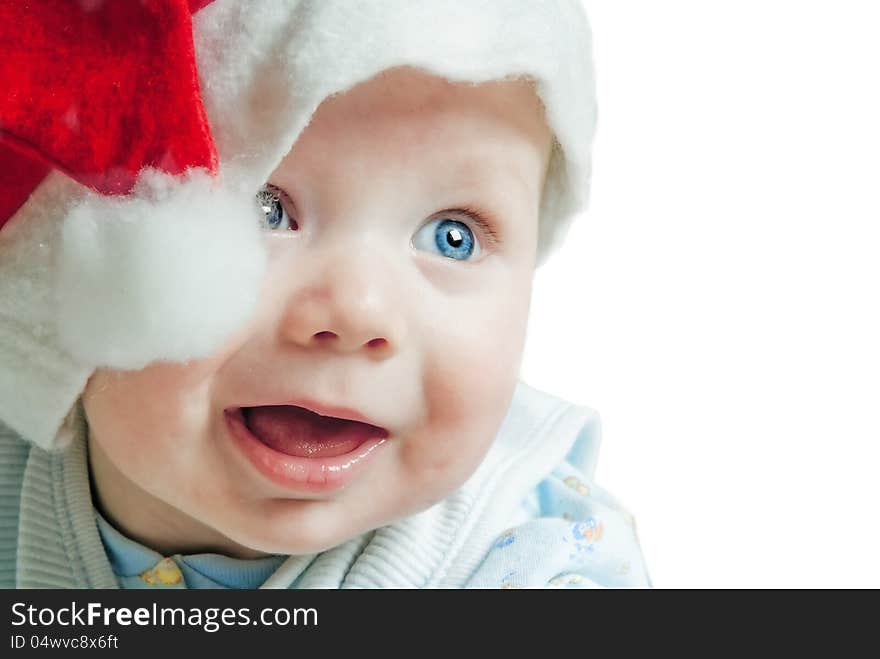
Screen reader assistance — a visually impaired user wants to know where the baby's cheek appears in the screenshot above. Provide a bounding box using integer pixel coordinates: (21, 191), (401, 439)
(83, 361), (217, 468)
(410, 323), (523, 481)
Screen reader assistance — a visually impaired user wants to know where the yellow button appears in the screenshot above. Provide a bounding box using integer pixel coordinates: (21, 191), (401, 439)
(139, 558), (184, 586)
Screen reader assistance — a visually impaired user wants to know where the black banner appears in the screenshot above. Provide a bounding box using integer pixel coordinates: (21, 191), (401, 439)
(0, 589), (648, 650)
(2, 589), (860, 651)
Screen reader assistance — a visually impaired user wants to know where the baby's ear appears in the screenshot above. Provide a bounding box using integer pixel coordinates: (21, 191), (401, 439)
(54, 168), (268, 370)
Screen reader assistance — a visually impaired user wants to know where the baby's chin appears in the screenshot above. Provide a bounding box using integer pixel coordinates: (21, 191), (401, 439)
(201, 502), (390, 558)
(215, 517), (382, 558)
(212, 480), (461, 558)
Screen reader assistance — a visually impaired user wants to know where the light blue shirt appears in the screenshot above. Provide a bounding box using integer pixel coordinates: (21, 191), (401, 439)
(95, 512), (286, 589)
(465, 462), (650, 588)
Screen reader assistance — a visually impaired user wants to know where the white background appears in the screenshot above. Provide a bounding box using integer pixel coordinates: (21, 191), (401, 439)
(522, 0), (880, 587)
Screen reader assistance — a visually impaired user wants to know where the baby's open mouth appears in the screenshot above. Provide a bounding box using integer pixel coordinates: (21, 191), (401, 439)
(239, 405), (389, 459)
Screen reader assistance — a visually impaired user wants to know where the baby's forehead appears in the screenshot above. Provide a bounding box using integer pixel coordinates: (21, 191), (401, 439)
(287, 67), (553, 189)
(308, 69), (547, 148)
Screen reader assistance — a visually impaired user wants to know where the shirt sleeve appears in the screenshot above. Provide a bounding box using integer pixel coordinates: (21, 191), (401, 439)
(464, 461), (651, 588)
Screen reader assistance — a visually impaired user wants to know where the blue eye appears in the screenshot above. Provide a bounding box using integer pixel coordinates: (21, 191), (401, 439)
(255, 185), (296, 230)
(413, 218), (479, 260)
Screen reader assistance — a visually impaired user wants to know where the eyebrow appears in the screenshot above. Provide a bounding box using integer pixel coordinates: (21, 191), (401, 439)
(436, 167), (536, 226)
(442, 149), (538, 204)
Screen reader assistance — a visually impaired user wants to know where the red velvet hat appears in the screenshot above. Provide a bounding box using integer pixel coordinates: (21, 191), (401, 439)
(0, 0), (218, 230)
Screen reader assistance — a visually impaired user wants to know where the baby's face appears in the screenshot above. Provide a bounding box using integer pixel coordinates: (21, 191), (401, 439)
(83, 68), (552, 557)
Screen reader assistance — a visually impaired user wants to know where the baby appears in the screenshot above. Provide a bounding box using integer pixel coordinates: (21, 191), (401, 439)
(0, 0), (649, 588)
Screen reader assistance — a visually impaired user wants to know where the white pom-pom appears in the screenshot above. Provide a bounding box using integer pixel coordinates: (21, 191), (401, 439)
(54, 168), (267, 369)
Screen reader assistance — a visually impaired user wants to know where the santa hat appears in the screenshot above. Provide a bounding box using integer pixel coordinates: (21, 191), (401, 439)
(0, 0), (597, 451)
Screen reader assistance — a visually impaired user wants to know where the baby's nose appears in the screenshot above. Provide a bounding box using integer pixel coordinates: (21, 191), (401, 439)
(278, 252), (406, 357)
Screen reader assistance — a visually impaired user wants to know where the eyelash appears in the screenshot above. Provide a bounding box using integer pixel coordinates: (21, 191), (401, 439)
(439, 205), (500, 247)
(263, 183), (500, 246)
(264, 183), (298, 227)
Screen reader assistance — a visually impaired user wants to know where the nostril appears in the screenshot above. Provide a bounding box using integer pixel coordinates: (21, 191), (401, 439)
(308, 332), (389, 352)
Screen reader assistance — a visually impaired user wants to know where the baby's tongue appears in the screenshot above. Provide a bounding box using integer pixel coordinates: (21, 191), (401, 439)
(243, 405), (383, 458)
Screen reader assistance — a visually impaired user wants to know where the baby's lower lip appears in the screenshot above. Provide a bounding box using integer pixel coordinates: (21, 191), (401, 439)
(224, 407), (389, 493)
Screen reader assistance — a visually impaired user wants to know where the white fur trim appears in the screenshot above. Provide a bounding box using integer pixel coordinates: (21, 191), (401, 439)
(54, 168), (267, 369)
(0, 172), (93, 450)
